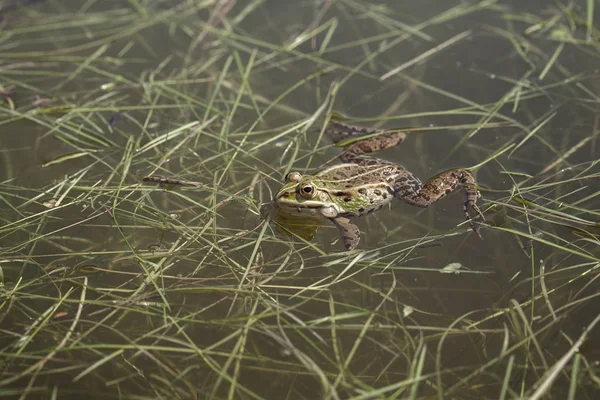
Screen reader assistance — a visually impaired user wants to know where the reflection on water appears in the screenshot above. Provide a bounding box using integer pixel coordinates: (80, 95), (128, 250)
(266, 201), (324, 242)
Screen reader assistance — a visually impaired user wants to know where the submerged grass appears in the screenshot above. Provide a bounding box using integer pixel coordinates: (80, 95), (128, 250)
(0, 0), (599, 399)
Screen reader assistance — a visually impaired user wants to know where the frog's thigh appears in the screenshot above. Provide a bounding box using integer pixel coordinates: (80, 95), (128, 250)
(331, 217), (360, 250)
(393, 169), (464, 207)
(391, 171), (427, 205)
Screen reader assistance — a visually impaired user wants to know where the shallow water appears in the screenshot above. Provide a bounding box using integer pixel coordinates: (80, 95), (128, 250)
(1, 1), (599, 399)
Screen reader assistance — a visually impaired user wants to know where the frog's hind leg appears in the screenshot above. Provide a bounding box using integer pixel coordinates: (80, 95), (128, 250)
(327, 121), (407, 165)
(327, 121), (384, 144)
(339, 132), (407, 164)
(393, 169), (484, 237)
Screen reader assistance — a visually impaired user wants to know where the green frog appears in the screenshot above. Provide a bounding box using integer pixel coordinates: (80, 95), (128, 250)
(273, 120), (484, 250)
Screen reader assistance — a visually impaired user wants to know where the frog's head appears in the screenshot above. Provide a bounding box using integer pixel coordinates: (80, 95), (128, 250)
(274, 172), (340, 218)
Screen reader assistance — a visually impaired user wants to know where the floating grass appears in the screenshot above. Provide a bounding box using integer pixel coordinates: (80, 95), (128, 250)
(0, 1), (598, 399)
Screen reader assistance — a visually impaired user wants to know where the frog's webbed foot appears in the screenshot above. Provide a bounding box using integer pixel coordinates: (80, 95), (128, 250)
(330, 216), (360, 250)
(460, 173), (485, 238)
(464, 196), (485, 239)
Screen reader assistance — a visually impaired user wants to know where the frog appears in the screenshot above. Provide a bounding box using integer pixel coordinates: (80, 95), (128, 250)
(273, 120), (484, 250)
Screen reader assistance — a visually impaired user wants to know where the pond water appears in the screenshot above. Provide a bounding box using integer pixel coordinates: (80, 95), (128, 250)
(0, 1), (598, 399)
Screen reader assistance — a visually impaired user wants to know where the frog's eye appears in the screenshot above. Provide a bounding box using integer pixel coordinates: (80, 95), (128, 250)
(298, 183), (315, 199)
(285, 172), (302, 183)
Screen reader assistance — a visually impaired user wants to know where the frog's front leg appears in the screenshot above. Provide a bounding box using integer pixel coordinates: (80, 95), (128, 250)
(393, 169), (484, 236)
(330, 216), (361, 250)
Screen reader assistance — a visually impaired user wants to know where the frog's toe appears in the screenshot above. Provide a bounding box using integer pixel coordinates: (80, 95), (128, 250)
(470, 220), (483, 239)
(469, 205), (485, 225)
(464, 201), (485, 238)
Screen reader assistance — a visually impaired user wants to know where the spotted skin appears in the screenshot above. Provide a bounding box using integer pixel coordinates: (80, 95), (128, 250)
(274, 120), (484, 250)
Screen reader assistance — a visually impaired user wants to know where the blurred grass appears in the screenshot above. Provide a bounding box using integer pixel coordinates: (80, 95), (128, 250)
(0, 0), (599, 399)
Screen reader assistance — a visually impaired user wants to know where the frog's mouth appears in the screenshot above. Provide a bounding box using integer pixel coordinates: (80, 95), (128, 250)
(274, 190), (340, 219)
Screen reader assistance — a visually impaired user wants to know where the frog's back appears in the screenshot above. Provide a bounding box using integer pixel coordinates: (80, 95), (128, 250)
(314, 163), (402, 187)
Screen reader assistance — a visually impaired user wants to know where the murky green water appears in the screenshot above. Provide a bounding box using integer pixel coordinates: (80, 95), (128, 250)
(1, 1), (599, 399)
